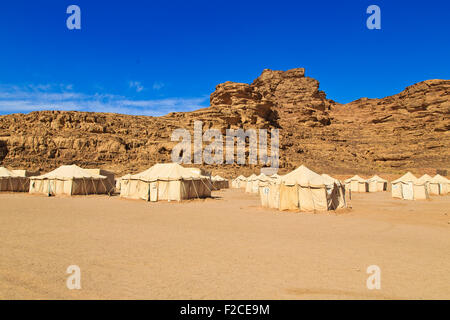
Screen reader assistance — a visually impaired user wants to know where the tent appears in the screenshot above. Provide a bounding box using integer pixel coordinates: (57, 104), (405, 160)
(85, 169), (115, 194)
(0, 167), (29, 192)
(367, 175), (388, 192)
(29, 165), (110, 196)
(321, 174), (346, 209)
(344, 175), (368, 193)
(231, 175), (246, 188)
(119, 163), (211, 202)
(429, 174), (450, 195)
(245, 174), (257, 193)
(273, 165), (345, 212)
(261, 174), (282, 209)
(257, 174), (275, 206)
(11, 169), (40, 177)
(211, 175), (229, 190)
(116, 173), (132, 192)
(391, 172), (429, 200)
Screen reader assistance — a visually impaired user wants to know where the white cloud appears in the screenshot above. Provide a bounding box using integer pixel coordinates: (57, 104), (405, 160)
(152, 81), (165, 90)
(0, 84), (208, 116)
(129, 81), (145, 93)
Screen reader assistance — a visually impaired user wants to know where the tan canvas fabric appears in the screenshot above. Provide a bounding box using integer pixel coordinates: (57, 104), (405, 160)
(245, 174), (257, 193)
(391, 172), (429, 200)
(430, 174), (450, 195)
(344, 175), (368, 193)
(85, 169), (115, 193)
(0, 167), (30, 192)
(279, 184), (299, 211)
(276, 166), (344, 212)
(367, 175), (388, 192)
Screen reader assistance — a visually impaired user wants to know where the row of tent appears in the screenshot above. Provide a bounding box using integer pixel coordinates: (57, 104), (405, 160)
(344, 175), (388, 193)
(344, 172), (450, 199)
(391, 172), (449, 200)
(232, 166), (347, 212)
(231, 169), (450, 210)
(0, 164), (230, 202)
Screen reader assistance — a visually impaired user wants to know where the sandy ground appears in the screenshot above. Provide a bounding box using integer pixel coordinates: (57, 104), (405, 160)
(0, 189), (449, 300)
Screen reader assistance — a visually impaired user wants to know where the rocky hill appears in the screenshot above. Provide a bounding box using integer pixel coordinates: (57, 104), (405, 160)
(0, 68), (448, 177)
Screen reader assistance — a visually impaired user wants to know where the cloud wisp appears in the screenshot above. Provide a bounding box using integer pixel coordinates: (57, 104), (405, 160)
(0, 84), (208, 116)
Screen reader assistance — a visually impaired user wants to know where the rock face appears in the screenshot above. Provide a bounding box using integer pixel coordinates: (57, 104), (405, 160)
(0, 68), (448, 176)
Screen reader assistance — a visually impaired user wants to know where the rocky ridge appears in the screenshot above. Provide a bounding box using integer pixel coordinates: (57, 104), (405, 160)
(0, 68), (448, 177)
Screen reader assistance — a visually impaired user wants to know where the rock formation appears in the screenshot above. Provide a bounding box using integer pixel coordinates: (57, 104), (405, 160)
(0, 68), (448, 177)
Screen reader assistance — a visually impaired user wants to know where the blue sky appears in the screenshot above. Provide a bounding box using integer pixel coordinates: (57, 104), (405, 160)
(0, 0), (449, 116)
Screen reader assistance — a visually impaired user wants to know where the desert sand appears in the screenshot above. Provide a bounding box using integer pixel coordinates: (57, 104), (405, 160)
(0, 189), (449, 299)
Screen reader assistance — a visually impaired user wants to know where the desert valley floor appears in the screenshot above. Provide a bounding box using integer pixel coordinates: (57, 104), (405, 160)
(0, 189), (449, 299)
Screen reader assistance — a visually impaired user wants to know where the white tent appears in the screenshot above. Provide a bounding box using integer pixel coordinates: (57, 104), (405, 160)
(429, 174), (450, 195)
(245, 174), (258, 193)
(367, 175), (388, 192)
(120, 163), (211, 202)
(344, 175), (368, 193)
(268, 165), (346, 212)
(391, 172), (429, 200)
(231, 175), (246, 188)
(29, 165), (110, 196)
(211, 175), (229, 190)
(116, 173), (132, 192)
(0, 167), (29, 192)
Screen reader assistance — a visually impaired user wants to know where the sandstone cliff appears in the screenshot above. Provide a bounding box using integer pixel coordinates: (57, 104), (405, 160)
(0, 68), (448, 177)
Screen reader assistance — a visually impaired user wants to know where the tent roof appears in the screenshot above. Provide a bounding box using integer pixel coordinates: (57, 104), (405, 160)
(0, 167), (18, 178)
(131, 163), (206, 182)
(118, 174), (133, 180)
(212, 175), (226, 181)
(321, 174), (342, 185)
(344, 175), (367, 183)
(281, 165), (334, 187)
(367, 175), (388, 182)
(417, 174), (433, 184)
(32, 165), (106, 180)
(247, 174), (258, 181)
(431, 174), (450, 183)
(391, 172), (419, 184)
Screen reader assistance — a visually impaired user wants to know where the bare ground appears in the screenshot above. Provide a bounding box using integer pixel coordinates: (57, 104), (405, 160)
(0, 189), (449, 299)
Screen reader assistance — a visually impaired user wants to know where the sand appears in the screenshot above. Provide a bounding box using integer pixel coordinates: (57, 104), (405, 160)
(0, 189), (449, 299)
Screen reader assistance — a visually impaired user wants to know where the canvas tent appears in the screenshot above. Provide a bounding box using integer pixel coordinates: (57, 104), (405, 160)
(321, 174), (346, 209)
(211, 175), (229, 190)
(0, 167), (29, 192)
(429, 174), (450, 195)
(29, 165), (110, 196)
(85, 169), (115, 194)
(231, 175), (246, 188)
(245, 174), (258, 193)
(120, 163), (211, 202)
(367, 175), (388, 192)
(11, 169), (40, 177)
(344, 175), (368, 193)
(391, 172), (429, 200)
(116, 174), (132, 192)
(261, 174), (282, 209)
(269, 165), (345, 212)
